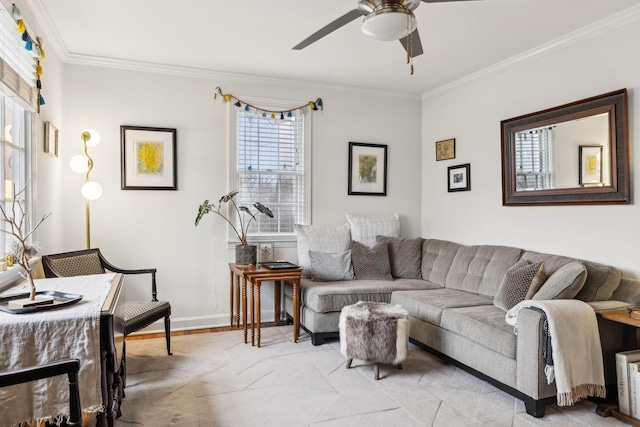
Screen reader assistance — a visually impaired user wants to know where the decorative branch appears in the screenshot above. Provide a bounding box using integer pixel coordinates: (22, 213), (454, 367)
(0, 185), (51, 300)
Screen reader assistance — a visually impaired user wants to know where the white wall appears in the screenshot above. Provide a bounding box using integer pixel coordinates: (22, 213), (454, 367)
(47, 66), (421, 331)
(421, 18), (640, 277)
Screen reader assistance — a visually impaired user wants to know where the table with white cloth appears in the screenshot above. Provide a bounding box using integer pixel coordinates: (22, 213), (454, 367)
(0, 273), (126, 427)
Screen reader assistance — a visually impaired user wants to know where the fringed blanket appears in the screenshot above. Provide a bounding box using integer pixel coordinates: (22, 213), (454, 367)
(506, 299), (606, 406)
(0, 273), (115, 426)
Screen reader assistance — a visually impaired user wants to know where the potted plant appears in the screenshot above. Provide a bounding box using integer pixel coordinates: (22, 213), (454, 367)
(195, 190), (273, 265)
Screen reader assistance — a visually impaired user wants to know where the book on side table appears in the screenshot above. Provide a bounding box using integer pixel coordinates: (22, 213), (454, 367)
(616, 349), (640, 416)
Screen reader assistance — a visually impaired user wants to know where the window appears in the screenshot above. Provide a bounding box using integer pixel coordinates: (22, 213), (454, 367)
(514, 127), (554, 191)
(232, 106), (310, 242)
(0, 5), (35, 255)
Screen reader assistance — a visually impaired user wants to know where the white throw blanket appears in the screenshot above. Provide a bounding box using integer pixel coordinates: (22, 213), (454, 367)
(0, 273), (114, 426)
(506, 299), (606, 406)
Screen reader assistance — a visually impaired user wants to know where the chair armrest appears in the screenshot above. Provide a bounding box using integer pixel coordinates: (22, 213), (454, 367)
(98, 253), (160, 301)
(98, 254), (156, 276)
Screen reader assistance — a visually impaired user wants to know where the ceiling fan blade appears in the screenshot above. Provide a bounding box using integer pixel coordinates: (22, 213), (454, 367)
(293, 9), (364, 50)
(399, 29), (424, 58)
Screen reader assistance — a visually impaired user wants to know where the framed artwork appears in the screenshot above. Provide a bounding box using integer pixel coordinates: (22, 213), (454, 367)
(579, 145), (603, 187)
(448, 163), (471, 192)
(121, 125), (177, 190)
(436, 138), (455, 161)
(44, 121), (58, 157)
(348, 142), (387, 196)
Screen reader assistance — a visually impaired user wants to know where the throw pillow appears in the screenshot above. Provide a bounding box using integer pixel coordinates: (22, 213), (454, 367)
(351, 241), (393, 281)
(376, 235), (423, 279)
(295, 224), (351, 277)
(533, 261), (587, 300)
(346, 213), (400, 248)
(493, 260), (546, 311)
(308, 250), (354, 282)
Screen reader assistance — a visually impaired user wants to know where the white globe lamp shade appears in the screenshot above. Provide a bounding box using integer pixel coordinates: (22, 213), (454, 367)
(81, 181), (103, 200)
(81, 128), (101, 147)
(361, 9), (417, 41)
(69, 154), (89, 173)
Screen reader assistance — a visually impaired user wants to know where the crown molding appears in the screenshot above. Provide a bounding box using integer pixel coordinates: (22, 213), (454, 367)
(23, 0), (420, 103)
(421, 3), (640, 102)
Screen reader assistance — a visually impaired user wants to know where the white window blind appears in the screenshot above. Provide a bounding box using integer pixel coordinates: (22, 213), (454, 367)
(235, 110), (307, 239)
(514, 127), (554, 190)
(0, 4), (37, 108)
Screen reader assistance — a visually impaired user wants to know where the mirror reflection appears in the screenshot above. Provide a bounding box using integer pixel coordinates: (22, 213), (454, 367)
(501, 89), (629, 206)
(514, 113), (610, 191)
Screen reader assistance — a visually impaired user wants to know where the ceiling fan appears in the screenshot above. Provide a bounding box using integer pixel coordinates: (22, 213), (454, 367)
(293, 0), (477, 58)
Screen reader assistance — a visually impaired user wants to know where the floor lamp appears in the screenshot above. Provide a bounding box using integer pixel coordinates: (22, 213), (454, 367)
(69, 129), (102, 249)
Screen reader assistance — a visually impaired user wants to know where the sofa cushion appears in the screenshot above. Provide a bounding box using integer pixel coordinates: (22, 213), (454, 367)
(440, 305), (517, 359)
(351, 241), (393, 281)
(445, 245), (523, 298)
(376, 236), (423, 279)
(295, 224), (351, 277)
(493, 260), (546, 311)
(293, 278), (440, 313)
(578, 263), (622, 302)
(522, 250), (621, 302)
(421, 239), (463, 286)
(389, 289), (493, 325)
(346, 213), (400, 248)
(309, 250), (354, 282)
(533, 261), (587, 300)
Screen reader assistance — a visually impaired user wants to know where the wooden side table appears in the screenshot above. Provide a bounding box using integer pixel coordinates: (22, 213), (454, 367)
(228, 264), (303, 347)
(596, 310), (640, 426)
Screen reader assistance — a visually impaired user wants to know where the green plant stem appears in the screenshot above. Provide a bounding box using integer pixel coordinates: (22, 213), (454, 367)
(212, 207), (244, 244)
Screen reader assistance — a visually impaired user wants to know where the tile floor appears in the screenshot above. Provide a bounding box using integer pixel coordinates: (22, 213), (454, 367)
(116, 326), (628, 427)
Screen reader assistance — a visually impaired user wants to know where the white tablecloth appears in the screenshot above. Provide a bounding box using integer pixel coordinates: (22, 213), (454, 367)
(0, 273), (114, 426)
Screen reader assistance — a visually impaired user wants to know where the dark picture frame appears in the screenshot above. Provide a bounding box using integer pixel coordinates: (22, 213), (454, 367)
(448, 163), (471, 192)
(578, 145), (603, 187)
(121, 125), (177, 190)
(436, 138), (455, 161)
(348, 142), (387, 196)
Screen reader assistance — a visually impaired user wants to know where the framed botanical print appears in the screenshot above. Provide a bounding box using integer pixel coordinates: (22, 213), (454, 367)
(348, 142), (387, 196)
(121, 126), (177, 190)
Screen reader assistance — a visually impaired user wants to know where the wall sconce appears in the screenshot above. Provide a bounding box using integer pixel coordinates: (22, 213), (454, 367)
(69, 129), (102, 249)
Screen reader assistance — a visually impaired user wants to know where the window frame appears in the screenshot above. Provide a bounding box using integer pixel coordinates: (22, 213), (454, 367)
(228, 98), (311, 245)
(514, 126), (555, 191)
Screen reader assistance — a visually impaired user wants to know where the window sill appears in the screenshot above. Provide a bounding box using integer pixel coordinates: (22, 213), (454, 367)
(226, 238), (297, 250)
(0, 257), (40, 295)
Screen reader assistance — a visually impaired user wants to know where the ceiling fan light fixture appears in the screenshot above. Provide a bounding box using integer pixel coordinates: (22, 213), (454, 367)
(361, 7), (417, 41)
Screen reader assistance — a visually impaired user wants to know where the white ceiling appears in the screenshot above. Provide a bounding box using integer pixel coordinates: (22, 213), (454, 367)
(30, 0), (640, 96)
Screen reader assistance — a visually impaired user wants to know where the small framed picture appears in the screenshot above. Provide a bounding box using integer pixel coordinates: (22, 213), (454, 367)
(436, 138), (455, 161)
(448, 163), (470, 192)
(121, 125), (177, 190)
(44, 121), (58, 157)
(579, 145), (603, 187)
(348, 142), (387, 196)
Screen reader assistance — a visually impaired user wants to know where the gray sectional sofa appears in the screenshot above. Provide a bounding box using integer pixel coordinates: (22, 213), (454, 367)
(283, 237), (640, 417)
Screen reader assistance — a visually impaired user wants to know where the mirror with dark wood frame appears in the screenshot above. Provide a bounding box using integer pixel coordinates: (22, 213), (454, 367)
(501, 89), (629, 206)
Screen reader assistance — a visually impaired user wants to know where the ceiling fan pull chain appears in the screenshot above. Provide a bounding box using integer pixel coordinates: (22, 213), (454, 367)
(407, 13), (414, 76)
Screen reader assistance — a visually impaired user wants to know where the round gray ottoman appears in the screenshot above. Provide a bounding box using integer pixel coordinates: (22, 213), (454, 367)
(339, 301), (409, 380)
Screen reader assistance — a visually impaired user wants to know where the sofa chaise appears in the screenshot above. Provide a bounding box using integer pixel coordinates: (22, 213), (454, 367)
(283, 220), (639, 417)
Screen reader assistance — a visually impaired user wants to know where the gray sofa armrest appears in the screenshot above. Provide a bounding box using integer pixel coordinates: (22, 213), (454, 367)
(515, 307), (557, 400)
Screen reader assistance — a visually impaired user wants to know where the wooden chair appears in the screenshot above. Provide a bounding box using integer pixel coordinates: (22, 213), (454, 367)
(0, 359), (83, 426)
(41, 249), (172, 356)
